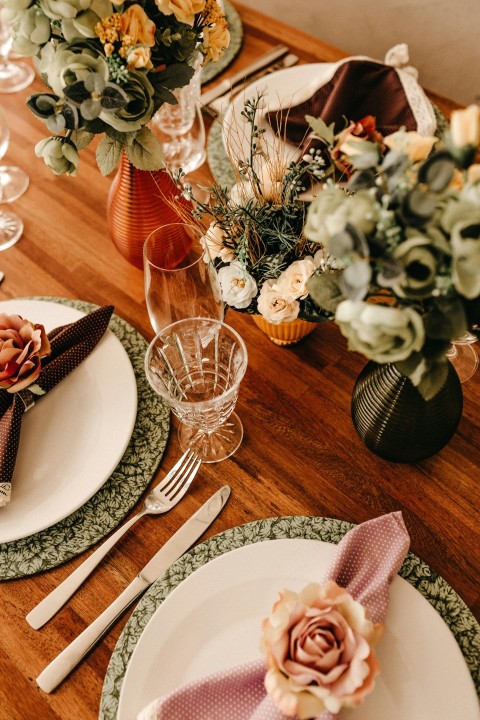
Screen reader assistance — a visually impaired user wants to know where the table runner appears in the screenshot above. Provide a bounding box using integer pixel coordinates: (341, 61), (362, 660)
(100, 516), (480, 720)
(0, 298), (170, 580)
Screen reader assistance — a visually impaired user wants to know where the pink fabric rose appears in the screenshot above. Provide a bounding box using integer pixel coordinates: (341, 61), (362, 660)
(261, 580), (383, 719)
(0, 313), (51, 393)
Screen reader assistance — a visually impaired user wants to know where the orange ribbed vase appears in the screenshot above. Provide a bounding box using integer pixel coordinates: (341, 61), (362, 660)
(251, 315), (316, 346)
(107, 155), (192, 269)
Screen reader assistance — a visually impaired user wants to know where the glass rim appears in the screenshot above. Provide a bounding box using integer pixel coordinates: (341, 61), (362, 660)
(144, 317), (248, 405)
(143, 222), (206, 273)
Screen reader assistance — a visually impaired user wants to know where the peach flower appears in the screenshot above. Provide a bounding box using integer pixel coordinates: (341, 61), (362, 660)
(203, 19), (230, 63)
(154, 0), (205, 26)
(261, 580), (383, 719)
(383, 130), (438, 162)
(257, 279), (300, 324)
(0, 314), (50, 393)
(127, 46), (153, 69)
(120, 5), (155, 47)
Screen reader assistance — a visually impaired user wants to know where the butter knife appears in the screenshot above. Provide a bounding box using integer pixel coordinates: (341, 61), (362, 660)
(200, 44), (289, 106)
(36, 485), (231, 693)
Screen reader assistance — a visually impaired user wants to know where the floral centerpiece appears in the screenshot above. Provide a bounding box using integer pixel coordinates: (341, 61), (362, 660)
(181, 95), (338, 326)
(2, 0), (229, 175)
(304, 104), (480, 400)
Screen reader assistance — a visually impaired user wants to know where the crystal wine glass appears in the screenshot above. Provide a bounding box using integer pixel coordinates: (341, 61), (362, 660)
(446, 332), (479, 383)
(0, 104), (29, 202)
(0, 5), (34, 93)
(152, 55), (206, 174)
(144, 222), (223, 333)
(145, 318), (248, 462)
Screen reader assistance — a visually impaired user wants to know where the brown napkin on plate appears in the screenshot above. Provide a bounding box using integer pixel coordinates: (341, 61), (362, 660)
(0, 305), (114, 507)
(266, 58), (421, 152)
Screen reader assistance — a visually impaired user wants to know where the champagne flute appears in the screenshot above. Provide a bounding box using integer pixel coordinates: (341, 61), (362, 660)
(0, 5), (34, 93)
(144, 222), (223, 333)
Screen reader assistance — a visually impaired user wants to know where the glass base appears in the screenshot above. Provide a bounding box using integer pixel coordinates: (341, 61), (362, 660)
(162, 137), (206, 175)
(0, 208), (23, 250)
(447, 340), (479, 383)
(177, 412), (244, 463)
(0, 61), (34, 93)
(0, 165), (29, 202)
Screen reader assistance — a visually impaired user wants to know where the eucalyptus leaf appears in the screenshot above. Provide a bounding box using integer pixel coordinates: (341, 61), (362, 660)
(305, 115), (335, 145)
(307, 272), (345, 314)
(125, 127), (164, 171)
(415, 359), (450, 401)
(96, 136), (124, 176)
(70, 129), (95, 150)
(417, 151), (456, 193)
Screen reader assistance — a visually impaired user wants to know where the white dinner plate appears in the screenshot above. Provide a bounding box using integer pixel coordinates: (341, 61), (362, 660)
(221, 61), (437, 174)
(0, 299), (137, 543)
(117, 538), (479, 720)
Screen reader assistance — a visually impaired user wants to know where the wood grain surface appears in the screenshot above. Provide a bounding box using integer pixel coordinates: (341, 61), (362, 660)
(0, 4), (476, 719)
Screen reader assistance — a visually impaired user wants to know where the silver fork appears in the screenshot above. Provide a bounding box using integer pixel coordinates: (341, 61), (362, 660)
(26, 449), (201, 630)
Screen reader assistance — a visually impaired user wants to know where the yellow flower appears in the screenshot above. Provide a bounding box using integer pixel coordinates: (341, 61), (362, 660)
(450, 104), (480, 148)
(154, 0), (205, 25)
(384, 130), (438, 162)
(120, 5), (155, 47)
(127, 46), (153, 69)
(203, 19), (230, 62)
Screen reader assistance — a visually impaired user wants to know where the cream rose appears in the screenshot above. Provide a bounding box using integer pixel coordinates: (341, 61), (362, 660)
(450, 104), (480, 148)
(200, 224), (235, 263)
(127, 46), (152, 69)
(275, 258), (316, 300)
(217, 261), (257, 309)
(154, 0), (205, 25)
(261, 581), (383, 719)
(451, 219), (480, 299)
(0, 314), (51, 393)
(304, 186), (377, 249)
(257, 280), (300, 324)
(335, 300), (425, 364)
(383, 130), (438, 161)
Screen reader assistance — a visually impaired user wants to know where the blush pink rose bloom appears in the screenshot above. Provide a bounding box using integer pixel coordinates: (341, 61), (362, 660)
(0, 314), (51, 393)
(260, 580), (383, 719)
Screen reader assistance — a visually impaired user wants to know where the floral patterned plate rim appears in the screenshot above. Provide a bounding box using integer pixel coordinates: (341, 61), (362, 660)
(100, 516), (480, 719)
(0, 297), (170, 580)
(201, 1), (243, 85)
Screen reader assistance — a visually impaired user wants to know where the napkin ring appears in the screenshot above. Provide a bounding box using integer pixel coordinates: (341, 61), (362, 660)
(18, 389), (35, 413)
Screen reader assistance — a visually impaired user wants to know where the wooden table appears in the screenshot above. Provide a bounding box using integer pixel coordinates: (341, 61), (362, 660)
(0, 4), (477, 719)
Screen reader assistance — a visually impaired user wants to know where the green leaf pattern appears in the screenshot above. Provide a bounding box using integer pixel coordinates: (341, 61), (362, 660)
(0, 298), (170, 580)
(100, 516), (480, 719)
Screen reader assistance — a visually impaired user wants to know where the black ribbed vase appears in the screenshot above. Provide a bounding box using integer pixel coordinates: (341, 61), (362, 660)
(351, 361), (463, 463)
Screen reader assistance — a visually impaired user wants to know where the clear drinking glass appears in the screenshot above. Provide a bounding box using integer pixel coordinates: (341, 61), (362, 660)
(446, 332), (479, 383)
(0, 105), (25, 249)
(145, 317), (248, 462)
(0, 5), (34, 93)
(144, 222), (223, 333)
(151, 54), (206, 174)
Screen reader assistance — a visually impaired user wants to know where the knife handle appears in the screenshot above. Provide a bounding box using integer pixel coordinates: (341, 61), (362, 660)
(36, 576), (147, 693)
(26, 510), (145, 630)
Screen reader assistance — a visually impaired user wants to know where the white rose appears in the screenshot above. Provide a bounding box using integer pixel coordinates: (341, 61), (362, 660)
(257, 279), (300, 324)
(383, 130), (438, 162)
(229, 180), (256, 207)
(274, 258), (316, 300)
(217, 261), (257, 309)
(200, 224), (235, 263)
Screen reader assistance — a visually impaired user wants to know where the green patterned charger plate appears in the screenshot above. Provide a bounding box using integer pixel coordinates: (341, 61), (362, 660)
(201, 1), (243, 85)
(100, 516), (480, 719)
(0, 298), (170, 580)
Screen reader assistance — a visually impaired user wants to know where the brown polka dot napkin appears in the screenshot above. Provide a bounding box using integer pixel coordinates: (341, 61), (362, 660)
(0, 305), (114, 507)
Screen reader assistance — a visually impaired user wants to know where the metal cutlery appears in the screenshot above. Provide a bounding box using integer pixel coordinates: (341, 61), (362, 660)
(200, 43), (289, 107)
(203, 52), (299, 119)
(36, 485), (231, 693)
(26, 449), (201, 630)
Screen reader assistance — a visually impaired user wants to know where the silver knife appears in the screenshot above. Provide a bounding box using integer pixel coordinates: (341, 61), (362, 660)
(200, 44), (289, 106)
(36, 485), (230, 694)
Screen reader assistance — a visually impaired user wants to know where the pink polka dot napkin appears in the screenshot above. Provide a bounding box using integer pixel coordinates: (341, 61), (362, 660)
(137, 512), (410, 720)
(0, 305), (114, 506)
